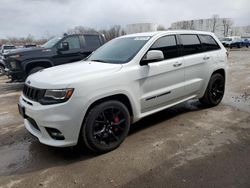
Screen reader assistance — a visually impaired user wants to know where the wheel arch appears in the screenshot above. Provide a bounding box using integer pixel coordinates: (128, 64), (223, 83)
(23, 59), (54, 74)
(212, 68), (226, 79)
(85, 93), (134, 120)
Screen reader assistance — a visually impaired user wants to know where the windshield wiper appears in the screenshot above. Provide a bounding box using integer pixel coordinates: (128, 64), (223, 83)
(90, 59), (107, 63)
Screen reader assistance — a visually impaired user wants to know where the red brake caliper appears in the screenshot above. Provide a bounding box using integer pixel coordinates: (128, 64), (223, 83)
(113, 116), (120, 132)
(114, 116), (120, 124)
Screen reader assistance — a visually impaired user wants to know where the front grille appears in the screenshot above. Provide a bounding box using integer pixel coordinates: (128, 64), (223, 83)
(3, 59), (11, 69)
(4, 59), (20, 70)
(23, 85), (45, 102)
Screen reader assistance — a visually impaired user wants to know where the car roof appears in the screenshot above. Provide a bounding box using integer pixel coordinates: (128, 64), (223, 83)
(121, 30), (214, 38)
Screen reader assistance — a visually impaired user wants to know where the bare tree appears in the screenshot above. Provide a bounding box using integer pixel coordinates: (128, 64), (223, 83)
(222, 18), (233, 37)
(67, 26), (98, 35)
(211, 14), (219, 33)
(189, 20), (195, 30)
(157, 25), (166, 31)
(99, 25), (125, 41)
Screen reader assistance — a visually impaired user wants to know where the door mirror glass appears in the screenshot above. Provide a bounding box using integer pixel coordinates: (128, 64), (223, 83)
(141, 50), (164, 65)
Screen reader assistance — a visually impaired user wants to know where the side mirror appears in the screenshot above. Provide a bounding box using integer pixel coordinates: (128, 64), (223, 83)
(59, 41), (69, 51)
(140, 50), (164, 65)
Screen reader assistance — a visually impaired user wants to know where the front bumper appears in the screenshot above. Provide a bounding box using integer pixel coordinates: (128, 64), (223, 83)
(6, 69), (25, 80)
(19, 94), (85, 147)
(4, 59), (26, 80)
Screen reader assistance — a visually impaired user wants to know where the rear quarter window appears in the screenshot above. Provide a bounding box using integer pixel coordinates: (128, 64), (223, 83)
(199, 35), (221, 52)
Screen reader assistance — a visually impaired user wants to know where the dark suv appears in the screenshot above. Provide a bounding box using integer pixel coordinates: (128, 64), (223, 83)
(4, 34), (105, 81)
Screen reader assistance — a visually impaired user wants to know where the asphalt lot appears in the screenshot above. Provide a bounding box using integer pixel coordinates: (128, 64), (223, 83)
(0, 49), (249, 188)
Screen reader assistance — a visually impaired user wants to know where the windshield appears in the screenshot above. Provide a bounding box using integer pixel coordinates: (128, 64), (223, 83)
(42, 37), (61, 48)
(222, 38), (232, 41)
(87, 36), (151, 64)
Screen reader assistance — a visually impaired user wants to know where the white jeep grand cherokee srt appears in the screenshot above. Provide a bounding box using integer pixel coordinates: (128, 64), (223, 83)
(18, 30), (228, 153)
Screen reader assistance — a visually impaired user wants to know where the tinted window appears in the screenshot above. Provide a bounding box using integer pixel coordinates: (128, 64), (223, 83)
(62, 36), (81, 49)
(180, 34), (202, 55)
(87, 36), (150, 64)
(4, 46), (16, 50)
(85, 35), (101, 48)
(150, 35), (179, 59)
(199, 35), (220, 51)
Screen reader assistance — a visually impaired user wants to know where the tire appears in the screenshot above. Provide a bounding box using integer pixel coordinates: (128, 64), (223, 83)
(199, 73), (225, 107)
(0, 65), (5, 77)
(81, 100), (130, 153)
(28, 66), (44, 76)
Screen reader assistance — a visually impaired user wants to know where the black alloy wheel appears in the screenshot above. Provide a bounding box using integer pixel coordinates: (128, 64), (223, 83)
(199, 73), (225, 107)
(82, 101), (130, 153)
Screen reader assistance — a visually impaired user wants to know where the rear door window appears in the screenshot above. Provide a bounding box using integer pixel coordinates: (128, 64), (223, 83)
(84, 35), (101, 49)
(150, 35), (179, 60)
(180, 34), (202, 56)
(199, 35), (220, 51)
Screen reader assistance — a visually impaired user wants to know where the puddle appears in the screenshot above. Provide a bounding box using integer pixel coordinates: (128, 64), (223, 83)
(223, 91), (250, 113)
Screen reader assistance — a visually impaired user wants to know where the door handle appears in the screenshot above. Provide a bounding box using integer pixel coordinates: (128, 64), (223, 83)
(203, 56), (210, 60)
(173, 62), (182, 67)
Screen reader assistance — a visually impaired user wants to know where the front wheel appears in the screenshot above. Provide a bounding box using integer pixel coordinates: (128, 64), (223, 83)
(81, 101), (130, 153)
(199, 73), (225, 107)
(28, 66), (45, 76)
(0, 65), (5, 76)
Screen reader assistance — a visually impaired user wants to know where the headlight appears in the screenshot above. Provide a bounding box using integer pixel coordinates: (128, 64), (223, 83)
(40, 88), (74, 105)
(10, 61), (18, 69)
(9, 54), (21, 58)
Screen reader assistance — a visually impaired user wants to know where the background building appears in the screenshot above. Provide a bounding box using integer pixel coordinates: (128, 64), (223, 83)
(171, 16), (250, 38)
(230, 26), (250, 38)
(171, 16), (234, 38)
(125, 23), (158, 34)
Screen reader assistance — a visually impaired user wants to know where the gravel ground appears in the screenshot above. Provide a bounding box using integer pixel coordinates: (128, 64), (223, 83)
(0, 50), (249, 188)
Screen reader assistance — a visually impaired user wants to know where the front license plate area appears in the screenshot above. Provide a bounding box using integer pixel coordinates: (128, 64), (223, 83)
(18, 104), (26, 118)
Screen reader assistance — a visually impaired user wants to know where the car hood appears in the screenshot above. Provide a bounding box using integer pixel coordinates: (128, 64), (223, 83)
(26, 61), (123, 88)
(6, 47), (45, 56)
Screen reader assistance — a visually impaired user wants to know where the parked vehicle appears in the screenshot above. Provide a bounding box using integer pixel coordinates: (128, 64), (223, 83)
(4, 34), (105, 81)
(18, 30), (228, 153)
(221, 36), (248, 48)
(0, 56), (5, 76)
(241, 38), (249, 48)
(0, 45), (16, 55)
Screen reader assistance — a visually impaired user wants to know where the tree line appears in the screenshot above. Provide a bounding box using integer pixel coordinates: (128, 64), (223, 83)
(0, 24), (167, 46)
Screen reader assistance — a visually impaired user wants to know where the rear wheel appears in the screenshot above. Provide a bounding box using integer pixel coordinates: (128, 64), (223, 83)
(199, 73), (225, 107)
(81, 101), (130, 153)
(28, 66), (45, 76)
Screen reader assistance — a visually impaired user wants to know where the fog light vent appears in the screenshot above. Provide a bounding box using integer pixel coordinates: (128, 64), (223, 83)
(45, 128), (65, 140)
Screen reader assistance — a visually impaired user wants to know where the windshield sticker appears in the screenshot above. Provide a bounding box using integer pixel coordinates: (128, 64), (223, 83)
(134, 37), (150, 41)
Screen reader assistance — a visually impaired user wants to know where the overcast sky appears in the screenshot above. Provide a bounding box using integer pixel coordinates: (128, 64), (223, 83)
(0, 0), (249, 38)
